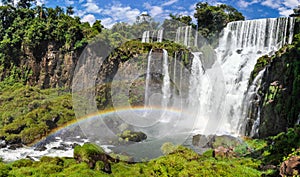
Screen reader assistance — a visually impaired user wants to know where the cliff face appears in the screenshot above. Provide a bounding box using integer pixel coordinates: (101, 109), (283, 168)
(22, 42), (79, 89)
(246, 19), (300, 137)
(258, 45), (300, 137)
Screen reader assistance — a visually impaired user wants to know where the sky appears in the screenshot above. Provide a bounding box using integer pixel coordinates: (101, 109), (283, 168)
(3, 0), (300, 28)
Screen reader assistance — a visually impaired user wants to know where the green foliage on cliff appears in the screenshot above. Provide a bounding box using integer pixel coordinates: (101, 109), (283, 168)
(0, 83), (75, 144)
(263, 125), (300, 165)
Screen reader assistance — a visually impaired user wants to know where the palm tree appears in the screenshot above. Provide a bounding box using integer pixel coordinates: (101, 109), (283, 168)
(17, 0), (35, 8)
(66, 6), (74, 16)
(34, 4), (46, 18)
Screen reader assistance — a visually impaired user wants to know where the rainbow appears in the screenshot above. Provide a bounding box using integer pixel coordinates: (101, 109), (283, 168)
(31, 106), (190, 146)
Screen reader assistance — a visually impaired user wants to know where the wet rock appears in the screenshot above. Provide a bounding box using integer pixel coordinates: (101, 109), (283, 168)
(8, 144), (23, 150)
(70, 143), (79, 149)
(34, 146), (47, 151)
(236, 49), (243, 54)
(0, 140), (7, 148)
(52, 143), (69, 151)
(119, 130), (147, 142)
(280, 156), (300, 177)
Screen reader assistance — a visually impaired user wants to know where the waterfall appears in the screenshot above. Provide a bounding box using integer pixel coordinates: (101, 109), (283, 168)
(175, 27), (181, 43)
(161, 49), (170, 108)
(175, 26), (192, 46)
(189, 52), (204, 107)
(189, 17), (295, 135)
(242, 69), (265, 137)
(142, 29), (163, 43)
(157, 29), (164, 42)
(142, 31), (150, 43)
(297, 113), (300, 125)
(144, 49), (152, 107)
(194, 30), (198, 47)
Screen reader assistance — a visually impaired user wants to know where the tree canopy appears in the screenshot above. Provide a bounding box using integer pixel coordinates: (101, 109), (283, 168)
(194, 2), (244, 39)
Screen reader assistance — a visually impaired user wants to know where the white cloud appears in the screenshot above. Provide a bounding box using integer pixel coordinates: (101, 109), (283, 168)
(81, 14), (96, 25)
(143, 3), (164, 17)
(237, 0), (260, 8)
(36, 0), (46, 6)
(100, 3), (140, 27)
(261, 0), (281, 9)
(283, 0), (300, 8)
(189, 3), (196, 10)
(260, 0), (299, 16)
(162, 0), (178, 6)
(65, 0), (74, 5)
(278, 7), (294, 16)
(101, 17), (114, 28)
(83, 0), (102, 13)
(74, 9), (86, 17)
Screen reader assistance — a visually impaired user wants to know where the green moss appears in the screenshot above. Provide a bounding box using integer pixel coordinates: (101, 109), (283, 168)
(74, 143), (105, 162)
(0, 84), (75, 144)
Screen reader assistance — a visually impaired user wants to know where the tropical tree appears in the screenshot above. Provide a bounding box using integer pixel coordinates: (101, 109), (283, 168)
(66, 5), (74, 15)
(34, 4), (46, 18)
(17, 0), (36, 9)
(92, 20), (103, 33)
(194, 2), (244, 40)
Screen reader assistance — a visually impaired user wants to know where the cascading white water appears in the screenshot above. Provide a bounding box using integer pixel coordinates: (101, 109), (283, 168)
(157, 29), (164, 42)
(184, 26), (192, 46)
(142, 31), (150, 43)
(161, 49), (170, 108)
(144, 49), (153, 107)
(190, 17), (295, 135)
(175, 26), (192, 46)
(175, 27), (181, 43)
(243, 69), (265, 137)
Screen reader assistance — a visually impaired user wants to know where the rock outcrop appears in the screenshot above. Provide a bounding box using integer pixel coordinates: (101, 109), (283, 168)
(280, 156), (300, 177)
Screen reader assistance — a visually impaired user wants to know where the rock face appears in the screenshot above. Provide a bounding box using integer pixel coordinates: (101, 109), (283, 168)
(247, 45), (300, 137)
(280, 156), (300, 177)
(21, 42), (79, 89)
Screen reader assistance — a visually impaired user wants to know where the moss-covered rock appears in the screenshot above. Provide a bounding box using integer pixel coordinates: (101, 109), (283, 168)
(118, 130), (147, 142)
(74, 143), (114, 173)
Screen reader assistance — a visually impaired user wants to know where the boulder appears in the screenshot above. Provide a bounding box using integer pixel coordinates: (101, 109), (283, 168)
(34, 146), (47, 151)
(119, 130), (147, 142)
(212, 146), (235, 158)
(0, 140), (7, 148)
(8, 144), (23, 150)
(74, 143), (116, 174)
(192, 134), (243, 149)
(280, 156), (300, 177)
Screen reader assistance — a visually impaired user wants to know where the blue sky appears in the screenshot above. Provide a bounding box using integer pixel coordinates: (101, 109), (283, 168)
(6, 0), (300, 27)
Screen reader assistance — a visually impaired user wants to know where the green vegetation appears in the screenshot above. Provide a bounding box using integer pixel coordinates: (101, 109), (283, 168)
(194, 2), (244, 41)
(0, 143), (266, 177)
(0, 83), (75, 144)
